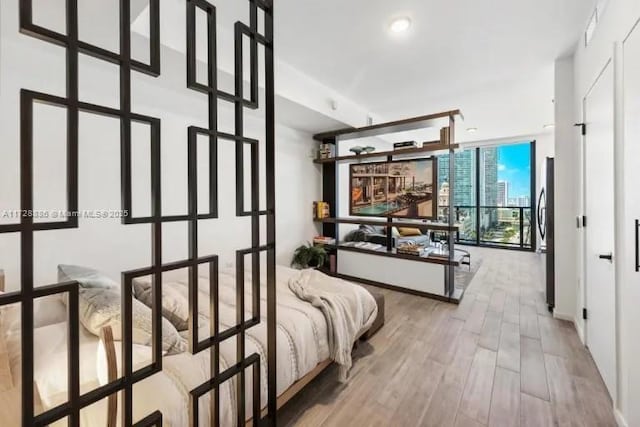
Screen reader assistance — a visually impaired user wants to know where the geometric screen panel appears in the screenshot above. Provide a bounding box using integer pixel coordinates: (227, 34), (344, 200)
(0, 0), (276, 425)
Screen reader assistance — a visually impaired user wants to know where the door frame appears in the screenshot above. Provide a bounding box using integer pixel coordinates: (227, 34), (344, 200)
(580, 56), (618, 402)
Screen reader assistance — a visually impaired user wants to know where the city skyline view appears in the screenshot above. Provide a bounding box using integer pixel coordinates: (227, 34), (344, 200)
(437, 141), (532, 208)
(497, 142), (532, 205)
(437, 141), (533, 248)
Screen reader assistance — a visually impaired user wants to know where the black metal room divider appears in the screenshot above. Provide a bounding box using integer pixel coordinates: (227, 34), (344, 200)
(0, 0), (277, 425)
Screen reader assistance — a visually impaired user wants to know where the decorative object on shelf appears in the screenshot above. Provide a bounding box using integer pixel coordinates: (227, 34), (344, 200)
(313, 201), (330, 219)
(312, 141), (459, 164)
(349, 146), (365, 155)
(313, 236), (336, 246)
(440, 127), (451, 144)
(422, 139), (441, 146)
(291, 243), (329, 269)
(428, 240), (450, 259)
(393, 141), (418, 150)
(318, 143), (335, 160)
(396, 242), (426, 256)
(353, 242), (384, 250)
(362, 146), (376, 153)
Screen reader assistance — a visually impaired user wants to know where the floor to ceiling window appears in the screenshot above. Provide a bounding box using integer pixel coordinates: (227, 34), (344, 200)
(438, 141), (536, 250)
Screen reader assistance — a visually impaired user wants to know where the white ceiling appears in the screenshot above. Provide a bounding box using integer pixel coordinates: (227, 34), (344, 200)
(275, 0), (594, 115)
(30, 0), (598, 140)
(272, 0), (596, 140)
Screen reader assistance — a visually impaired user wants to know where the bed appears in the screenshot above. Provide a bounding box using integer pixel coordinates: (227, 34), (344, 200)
(0, 265), (378, 426)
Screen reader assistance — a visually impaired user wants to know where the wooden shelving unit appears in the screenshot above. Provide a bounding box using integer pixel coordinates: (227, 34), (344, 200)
(314, 217), (459, 233)
(313, 109), (463, 142)
(313, 142), (459, 164)
(317, 243), (463, 266)
(314, 109), (464, 302)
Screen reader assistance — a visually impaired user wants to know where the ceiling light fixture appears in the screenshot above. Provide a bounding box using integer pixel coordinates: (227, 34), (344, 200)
(389, 17), (411, 33)
(467, 127), (478, 133)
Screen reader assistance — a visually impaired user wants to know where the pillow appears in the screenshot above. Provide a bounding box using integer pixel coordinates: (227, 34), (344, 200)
(133, 279), (190, 331)
(133, 277), (212, 330)
(391, 227), (401, 237)
(359, 225), (385, 234)
(359, 224), (377, 234)
(75, 288), (187, 355)
(0, 296), (13, 391)
(0, 271), (67, 330)
(398, 227), (422, 236)
(35, 297), (68, 328)
(4, 321), (151, 410)
(58, 265), (119, 289)
(344, 229), (366, 242)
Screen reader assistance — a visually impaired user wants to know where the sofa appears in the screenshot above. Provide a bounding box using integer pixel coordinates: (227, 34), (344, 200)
(344, 224), (431, 248)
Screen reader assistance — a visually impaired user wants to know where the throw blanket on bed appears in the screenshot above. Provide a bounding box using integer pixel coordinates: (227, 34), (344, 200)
(288, 269), (378, 381)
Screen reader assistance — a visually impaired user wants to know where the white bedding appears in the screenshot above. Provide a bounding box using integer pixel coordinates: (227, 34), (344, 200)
(3, 265), (377, 426)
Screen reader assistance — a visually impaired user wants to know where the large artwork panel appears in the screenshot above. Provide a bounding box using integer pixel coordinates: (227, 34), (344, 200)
(350, 158), (436, 219)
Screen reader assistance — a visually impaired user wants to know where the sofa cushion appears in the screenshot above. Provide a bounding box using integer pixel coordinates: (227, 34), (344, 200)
(398, 227), (422, 236)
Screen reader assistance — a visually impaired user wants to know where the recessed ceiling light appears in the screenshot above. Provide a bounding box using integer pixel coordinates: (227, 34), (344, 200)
(467, 127), (478, 133)
(389, 17), (411, 33)
(543, 123), (555, 129)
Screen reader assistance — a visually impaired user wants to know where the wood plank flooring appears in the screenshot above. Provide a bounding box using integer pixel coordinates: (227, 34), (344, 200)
(278, 247), (617, 426)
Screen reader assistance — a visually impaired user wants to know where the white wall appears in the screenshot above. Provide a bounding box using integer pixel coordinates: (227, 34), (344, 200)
(0, 2), (320, 290)
(559, 1), (640, 425)
(130, 0), (382, 131)
(553, 56), (580, 323)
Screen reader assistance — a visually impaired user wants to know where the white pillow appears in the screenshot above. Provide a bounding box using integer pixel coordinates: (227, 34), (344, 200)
(75, 288), (187, 355)
(4, 321), (153, 411)
(0, 296), (68, 333)
(57, 265), (119, 290)
(133, 279), (190, 331)
(5, 322), (101, 408)
(133, 276), (212, 325)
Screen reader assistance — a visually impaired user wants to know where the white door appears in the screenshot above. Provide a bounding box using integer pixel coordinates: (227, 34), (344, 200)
(583, 60), (616, 399)
(624, 23), (640, 427)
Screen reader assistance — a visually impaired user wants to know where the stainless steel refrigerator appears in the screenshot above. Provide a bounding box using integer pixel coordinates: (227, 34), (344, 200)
(538, 157), (555, 311)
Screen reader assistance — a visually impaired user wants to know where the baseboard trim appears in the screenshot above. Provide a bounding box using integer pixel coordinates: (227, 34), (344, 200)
(553, 312), (585, 344)
(553, 311), (574, 322)
(558, 313), (624, 427)
(614, 408), (628, 427)
(332, 272), (455, 304)
(573, 316), (585, 344)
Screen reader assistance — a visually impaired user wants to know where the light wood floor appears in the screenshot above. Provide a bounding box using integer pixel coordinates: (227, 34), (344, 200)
(278, 247), (617, 426)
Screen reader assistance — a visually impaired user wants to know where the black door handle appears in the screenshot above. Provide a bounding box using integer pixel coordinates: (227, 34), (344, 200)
(599, 253), (613, 261)
(635, 219), (640, 272)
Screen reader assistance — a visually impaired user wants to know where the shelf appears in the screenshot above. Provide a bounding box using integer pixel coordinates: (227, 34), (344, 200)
(325, 243), (462, 266)
(313, 110), (463, 142)
(314, 217), (459, 232)
(313, 142), (458, 164)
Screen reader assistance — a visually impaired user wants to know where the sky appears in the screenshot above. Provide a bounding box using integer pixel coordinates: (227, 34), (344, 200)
(497, 142), (531, 198)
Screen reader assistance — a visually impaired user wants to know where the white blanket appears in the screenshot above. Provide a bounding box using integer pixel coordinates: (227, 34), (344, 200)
(8, 266), (377, 426)
(288, 269), (378, 381)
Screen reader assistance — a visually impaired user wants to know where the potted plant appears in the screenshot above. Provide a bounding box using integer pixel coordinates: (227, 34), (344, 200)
(291, 243), (328, 269)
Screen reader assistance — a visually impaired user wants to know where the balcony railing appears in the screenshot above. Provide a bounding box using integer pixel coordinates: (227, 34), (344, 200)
(438, 205), (533, 250)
